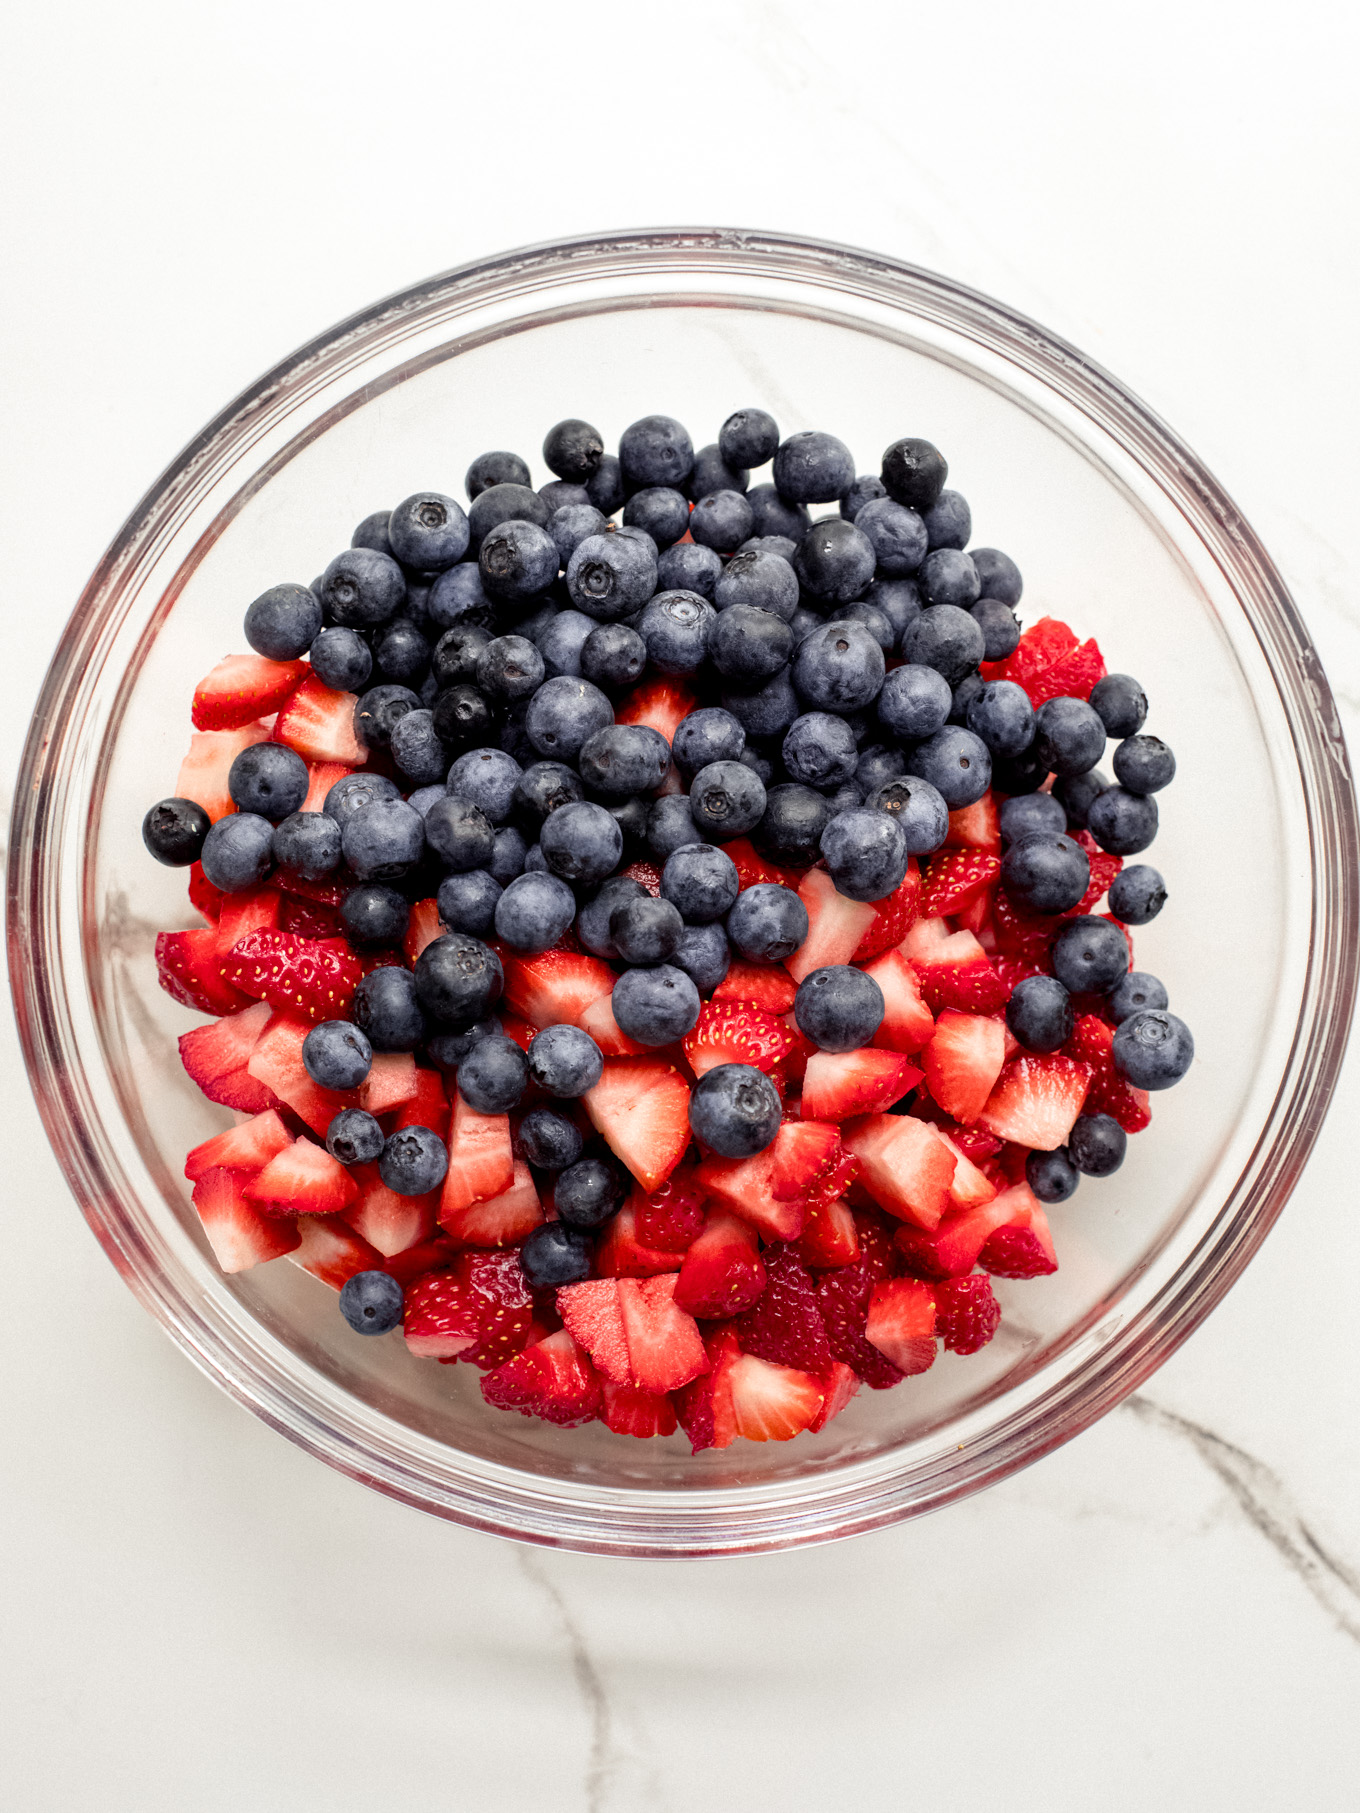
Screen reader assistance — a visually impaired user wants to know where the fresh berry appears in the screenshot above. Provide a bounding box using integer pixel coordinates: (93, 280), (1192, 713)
(865, 1277), (937, 1376)
(796, 1196), (860, 1268)
(735, 1245), (834, 1373)
(221, 930), (362, 1023)
(272, 672), (369, 765)
(920, 1011), (1007, 1124)
(850, 865), (922, 961)
(711, 960), (798, 1014)
(932, 1275), (1001, 1354)
(841, 1114), (957, 1230)
(919, 849), (1001, 918)
(184, 1108), (292, 1182)
(672, 1323), (742, 1452)
(289, 1214), (383, 1291)
(800, 1048), (919, 1120)
(689, 1062), (782, 1159)
(673, 1210), (766, 1318)
(581, 1056), (691, 1192)
(815, 1213), (904, 1389)
(177, 1000), (277, 1111)
(155, 929), (252, 1016)
(600, 1383), (679, 1439)
(190, 1166), (300, 1273)
(244, 1135), (359, 1216)
(977, 1053), (1091, 1149)
(438, 1092), (514, 1229)
(480, 1329), (603, 1427)
(441, 1154), (541, 1248)
(557, 1274), (708, 1393)
(726, 1353), (825, 1442)
(191, 653), (307, 732)
(683, 998), (795, 1079)
(978, 1200), (1059, 1278)
(632, 1169), (705, 1252)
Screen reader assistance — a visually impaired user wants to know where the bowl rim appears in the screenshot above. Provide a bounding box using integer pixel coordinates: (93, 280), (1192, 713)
(8, 226), (1358, 1555)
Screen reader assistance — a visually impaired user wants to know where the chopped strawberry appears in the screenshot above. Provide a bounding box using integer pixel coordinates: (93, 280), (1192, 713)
(935, 1131), (999, 1209)
(244, 1136), (357, 1216)
(683, 998), (796, 1079)
(614, 675), (696, 744)
(991, 615), (1077, 692)
(726, 1353), (824, 1442)
(344, 1163), (439, 1256)
(452, 1249), (537, 1370)
(271, 672), (368, 765)
(618, 858), (663, 896)
(712, 961), (797, 1014)
(558, 1274), (708, 1393)
(274, 868), (349, 907)
(379, 1233), (462, 1288)
(357, 1050), (419, 1117)
(156, 929), (252, 1016)
(403, 897), (444, 965)
(213, 887), (283, 968)
(288, 1213), (383, 1291)
(978, 1053), (1090, 1148)
(808, 1360), (861, 1432)
(901, 915), (986, 965)
(278, 895), (345, 939)
(992, 951), (1047, 994)
(917, 960), (1009, 1014)
(192, 653), (308, 731)
(176, 723), (273, 822)
(815, 1211), (905, 1388)
(188, 861), (225, 922)
(1026, 636), (1105, 706)
(921, 1011), (1007, 1124)
(633, 1168), (705, 1252)
(191, 1166), (300, 1273)
(695, 1145), (806, 1241)
(919, 849), (1001, 918)
(582, 1056), (691, 1192)
(391, 1067), (449, 1140)
(770, 1119), (841, 1201)
(979, 1198), (1058, 1278)
(894, 1182), (1037, 1279)
(721, 837), (802, 893)
(499, 1014), (538, 1054)
(575, 988), (648, 1057)
(403, 1269), (483, 1359)
(500, 948), (614, 1028)
(301, 760), (355, 814)
(991, 888), (1061, 964)
(933, 1275), (1001, 1354)
(439, 1094), (514, 1230)
(801, 1048), (920, 1120)
(865, 1277), (937, 1375)
(1065, 1014), (1152, 1132)
(177, 1000), (278, 1111)
(673, 1209), (766, 1318)
(1072, 830), (1123, 912)
(786, 867), (875, 984)
(594, 1203), (685, 1277)
(441, 1157), (542, 1247)
(480, 1328), (603, 1427)
(672, 1323), (741, 1452)
(862, 949), (935, 1055)
(735, 1245), (834, 1374)
(850, 864), (922, 961)
(841, 1114), (957, 1229)
(246, 1012), (352, 1136)
(184, 1108), (292, 1182)
(600, 1382), (678, 1439)
(796, 1196), (860, 1269)
(943, 793), (1002, 851)
(221, 930), (362, 1023)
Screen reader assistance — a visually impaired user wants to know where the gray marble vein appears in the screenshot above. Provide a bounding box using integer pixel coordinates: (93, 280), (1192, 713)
(516, 1548), (617, 1812)
(1128, 1394), (1360, 1644)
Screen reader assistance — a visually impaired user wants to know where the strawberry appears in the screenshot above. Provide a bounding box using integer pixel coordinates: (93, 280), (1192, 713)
(344, 1163), (439, 1256)
(575, 988), (648, 1057)
(850, 864), (922, 961)
(841, 1114), (957, 1229)
(769, 1119), (841, 1201)
(865, 1277), (937, 1376)
(278, 895), (345, 939)
(991, 888), (1061, 964)
(801, 1048), (920, 1120)
(920, 1010), (1007, 1124)
(695, 1144), (806, 1241)
(786, 867), (875, 983)
(190, 1166), (300, 1273)
(188, 861), (225, 922)
(379, 1234), (462, 1288)
(213, 886), (282, 959)
(221, 930), (362, 1023)
(271, 672), (368, 765)
(673, 1209), (766, 1318)
(808, 1360), (861, 1432)
(177, 1000), (278, 1111)
(917, 960), (1009, 1014)
(919, 849), (1001, 919)
(558, 1274), (708, 1393)
(288, 1213), (383, 1291)
(683, 998), (796, 1079)
(991, 615), (1078, 693)
(176, 723), (273, 822)
(911, 1093), (1004, 1162)
(1072, 830), (1123, 912)
(246, 1012), (353, 1136)
(499, 1014), (538, 1054)
(943, 793), (1002, 851)
(594, 1204), (685, 1278)
(441, 1157), (543, 1247)
(672, 1323), (741, 1452)
(992, 951), (1047, 995)
(935, 1131), (1000, 1209)
(401, 1270), (480, 1360)
(275, 868), (350, 907)
(156, 929), (252, 1016)
(618, 859), (663, 896)
(796, 1196), (860, 1269)
(390, 1066), (449, 1139)
(1064, 1012), (1152, 1128)
(862, 949), (935, 1055)
(242, 1135), (357, 1215)
(712, 960), (797, 1014)
(815, 1211), (905, 1389)
(734, 1245), (834, 1374)
(480, 1328), (603, 1427)
(191, 653), (308, 731)
(614, 675), (696, 744)
(403, 897), (444, 965)
(600, 1382), (679, 1439)
(184, 1108), (292, 1182)
(301, 760), (355, 814)
(933, 1275), (1001, 1354)
(894, 1182), (1037, 1279)
(1026, 636), (1105, 707)
(632, 1168), (705, 1253)
(500, 948), (614, 1028)
(978, 1053), (1091, 1148)
(978, 1198), (1058, 1277)
(451, 1249), (537, 1370)
(439, 1093), (514, 1229)
(356, 1050), (419, 1117)
(720, 838), (802, 893)
(582, 1056), (691, 1192)
(726, 1353), (824, 1442)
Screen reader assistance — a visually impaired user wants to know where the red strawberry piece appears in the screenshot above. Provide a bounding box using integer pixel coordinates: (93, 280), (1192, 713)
(221, 930), (362, 1023)
(720, 836), (802, 893)
(933, 1275), (1001, 1354)
(735, 1244), (834, 1374)
(992, 951), (1047, 994)
(357, 1050), (419, 1117)
(480, 1328), (603, 1427)
(156, 929), (253, 1016)
(808, 1360), (861, 1432)
(594, 1203), (685, 1278)
(1025, 636), (1105, 707)
(978, 1053), (1091, 1148)
(991, 888), (1061, 962)
(633, 1167), (705, 1252)
(618, 858), (663, 896)
(850, 863), (922, 962)
(554, 1278), (629, 1382)
(862, 949), (935, 1055)
(994, 615), (1079, 693)
(796, 1196), (860, 1268)
(275, 868), (350, 907)
(894, 1180), (1037, 1279)
(271, 671), (368, 765)
(815, 1211), (905, 1389)
(774, 1015), (818, 1085)
(921, 1010), (1007, 1124)
(694, 1145), (806, 1241)
(404, 1269), (488, 1360)
(601, 1382), (679, 1439)
(917, 960), (1009, 1015)
(559, 1274), (708, 1393)
(1072, 830), (1123, 912)
(935, 1130), (1000, 1209)
(177, 999), (278, 1111)
(278, 895), (345, 939)
(439, 1093), (514, 1230)
(190, 1166), (300, 1273)
(614, 675), (697, 744)
(403, 897), (444, 965)
(902, 914), (987, 966)
(188, 862), (225, 923)
(451, 1249), (537, 1371)
(500, 947), (614, 1028)
(1064, 1014), (1151, 1132)
(919, 849), (1001, 919)
(301, 760), (355, 814)
(379, 1234), (462, 1288)
(191, 653), (308, 732)
(288, 1212), (383, 1291)
(943, 793), (1002, 851)
(865, 1277), (937, 1375)
(213, 885), (283, 960)
(499, 1014), (538, 1054)
(712, 960), (798, 1014)
(184, 1107), (292, 1182)
(440, 1156), (542, 1247)
(177, 723), (273, 823)
(390, 1066), (449, 1140)
(673, 1322), (741, 1452)
(910, 1094), (1003, 1163)
(244, 1136), (358, 1216)
(786, 867), (875, 983)
(979, 1198), (1058, 1277)
(770, 1119), (841, 1201)
(801, 1048), (920, 1120)
(245, 1012), (353, 1135)
(841, 1113), (957, 1229)
(575, 988), (648, 1057)
(582, 1056), (691, 1193)
(726, 1353), (824, 1442)
(683, 998), (795, 1080)
(673, 1209), (766, 1318)
(344, 1163), (439, 1256)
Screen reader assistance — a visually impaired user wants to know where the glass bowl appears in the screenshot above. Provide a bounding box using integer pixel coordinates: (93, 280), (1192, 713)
(9, 229), (1357, 1556)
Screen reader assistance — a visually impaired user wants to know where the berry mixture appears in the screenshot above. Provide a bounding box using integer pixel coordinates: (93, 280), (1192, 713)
(144, 410), (1193, 1449)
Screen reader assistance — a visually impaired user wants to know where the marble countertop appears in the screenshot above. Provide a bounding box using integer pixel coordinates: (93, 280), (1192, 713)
(4, 5), (1359, 1807)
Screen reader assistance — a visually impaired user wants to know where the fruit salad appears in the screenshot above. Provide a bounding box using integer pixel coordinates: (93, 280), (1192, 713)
(142, 409), (1193, 1449)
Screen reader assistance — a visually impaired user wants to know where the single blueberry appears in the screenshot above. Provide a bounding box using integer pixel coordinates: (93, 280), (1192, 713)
(782, 712), (859, 790)
(494, 871), (577, 953)
(342, 797), (425, 880)
(320, 547), (406, 629)
(794, 965), (885, 1052)
(520, 1221), (593, 1287)
(584, 455), (625, 516)
(842, 600), (895, 653)
(467, 482), (551, 551)
(708, 605), (793, 686)
(386, 708), (447, 786)
(689, 760), (767, 840)
(672, 708), (746, 782)
(1051, 916), (1130, 994)
(227, 743), (308, 823)
(624, 486), (691, 548)
(1113, 1011), (1194, 1090)
(900, 604), (986, 685)
(431, 625), (492, 690)
(1090, 674), (1149, 739)
(855, 745), (907, 796)
(472, 635), (542, 702)
(512, 761), (585, 831)
(567, 532), (658, 622)
(199, 812), (274, 892)
(950, 673), (986, 729)
(457, 1034), (529, 1113)
(610, 895), (685, 965)
(854, 497), (928, 577)
(971, 598), (1021, 662)
(142, 797), (210, 867)
(339, 1271), (404, 1336)
(1027, 1148), (1080, 1204)
(431, 685), (496, 757)
(309, 626), (373, 692)
(1109, 970), (1170, 1025)
(478, 520), (558, 601)
(548, 504), (609, 570)
(841, 472), (887, 520)
(922, 489), (972, 552)
(436, 869), (502, 938)
(427, 562), (497, 633)
(1107, 864), (1167, 925)
(354, 684), (421, 751)
(721, 668), (801, 741)
(351, 511), (394, 557)
(1087, 786), (1159, 856)
(877, 663), (953, 740)
(661, 843), (740, 924)
(388, 492), (470, 572)
(1069, 1113), (1127, 1177)
(753, 784), (831, 867)
(714, 549), (800, 622)
(820, 808), (910, 901)
(540, 800), (624, 885)
(638, 589), (716, 675)
(773, 431), (855, 504)
(543, 418), (604, 482)
(688, 442), (750, 500)
(465, 450), (532, 500)
(244, 582), (322, 661)
(746, 483), (811, 543)
(880, 437), (947, 513)
(967, 679), (1036, 758)
(656, 540), (723, 600)
(340, 882), (410, 949)
(1005, 975), (1075, 1053)
(719, 408), (780, 471)
(322, 771), (400, 832)
(554, 1158), (624, 1229)
(793, 519), (876, 605)
(648, 794), (702, 859)
(793, 619), (886, 712)
(327, 1107), (385, 1166)
(489, 825), (529, 885)
(619, 414), (695, 489)
(691, 489), (755, 552)
(413, 932), (503, 1029)
(968, 548), (1023, 606)
(611, 965), (702, 1045)
(379, 1124), (449, 1196)
(999, 793), (1067, 846)
(672, 921), (731, 993)
(1113, 734), (1176, 795)
(864, 577), (923, 650)
(1000, 832), (1090, 914)
(577, 624), (646, 692)
(863, 775), (950, 855)
(516, 1108), (584, 1172)
(578, 724), (671, 799)
(423, 795), (495, 874)
(1034, 697), (1107, 778)
(919, 548), (981, 609)
(726, 881), (810, 961)
(447, 748), (523, 825)
(904, 725), (992, 809)
(373, 620), (432, 690)
(353, 964), (426, 1051)
(540, 480), (591, 514)
(689, 1063), (782, 1157)
(303, 1019), (373, 1091)
(527, 1024), (603, 1099)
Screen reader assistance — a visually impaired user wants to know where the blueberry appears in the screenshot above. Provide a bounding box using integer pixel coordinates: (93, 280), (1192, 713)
(413, 932), (503, 1030)
(671, 708), (745, 783)
(673, 921), (731, 993)
(950, 673), (986, 729)
(1090, 674), (1149, 739)
(384, 708), (444, 787)
(548, 504), (609, 570)
(327, 1107), (385, 1166)
(1107, 864), (1167, 926)
(747, 785), (826, 868)
(1000, 832), (1090, 914)
(863, 578), (923, 650)
(377, 1123), (449, 1197)
(476, 520), (556, 602)
(457, 1034), (529, 1112)
(1113, 1010), (1194, 1089)
(904, 725), (991, 809)
(577, 875), (648, 959)
(793, 520), (876, 605)
(689, 442), (750, 500)
(725, 884), (808, 964)
(511, 761), (585, 831)
(226, 743), (308, 824)
(691, 489), (755, 552)
(855, 745), (906, 795)
(465, 450), (532, 499)
(1032, 697), (1107, 778)
(1113, 734), (1176, 795)
(689, 1063), (782, 1157)
(720, 408), (780, 470)
(374, 620), (433, 689)
(353, 964), (426, 1051)
(566, 532), (658, 622)
(619, 414), (694, 489)
(540, 481), (591, 514)
(877, 663), (952, 740)
(529, 613), (590, 686)
(1005, 974), (1074, 1052)
(918, 548), (981, 609)
(543, 417), (604, 482)
(467, 482), (551, 551)
(634, 590), (713, 676)
(199, 812), (274, 891)
(624, 486), (691, 547)
(430, 685), (495, 756)
(998, 792), (1067, 846)
(427, 562), (496, 633)
(900, 604), (985, 685)
(354, 684), (421, 751)
(308, 625), (373, 692)
(517, 1107), (584, 1171)
(527, 1023), (603, 1098)
(1026, 1147), (1079, 1204)
(782, 712), (858, 790)
(688, 760), (767, 840)
(1051, 916), (1130, 994)
(584, 455), (625, 516)
(387, 492), (470, 572)
(351, 511), (394, 557)
(721, 668), (801, 740)
(554, 1158), (623, 1228)
(1067, 1113), (1126, 1178)
(540, 800), (624, 884)
(611, 964), (702, 1045)
(610, 895), (685, 964)
(425, 1018), (499, 1071)
(820, 808), (909, 901)
(1108, 970), (1170, 1025)
(656, 540), (723, 599)
(843, 600), (896, 653)
(828, 781), (865, 814)
(303, 1019), (373, 1091)
(1087, 786), (1158, 856)
(432, 630), (491, 697)
(421, 794), (493, 874)
(339, 1270), (405, 1336)
(142, 797), (211, 866)
(320, 547), (406, 629)
(967, 679), (1036, 758)
(342, 798), (424, 881)
(434, 869), (501, 939)
(864, 775), (949, 855)
(795, 965), (885, 1052)
(842, 472), (887, 520)
(447, 748), (523, 824)
(470, 635), (540, 703)
(738, 533), (800, 563)
(793, 619), (885, 712)
(1054, 767), (1111, 831)
(489, 826), (529, 884)
(880, 437), (948, 513)
(661, 843), (740, 924)
(969, 547), (1023, 606)
(922, 489), (972, 551)
(971, 598), (1021, 662)
(340, 882), (410, 949)
(646, 794), (700, 859)
(243, 582), (322, 661)
(854, 497), (928, 577)
(773, 430), (855, 503)
(493, 871), (576, 953)
(520, 1221), (592, 1287)
(516, 682), (610, 772)
(746, 483), (811, 542)
(322, 773), (399, 833)
(711, 552), (798, 626)
(704, 605), (790, 687)
(578, 724), (671, 798)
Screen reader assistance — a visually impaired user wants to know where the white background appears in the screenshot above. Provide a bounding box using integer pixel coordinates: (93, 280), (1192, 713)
(4, 3), (1360, 1807)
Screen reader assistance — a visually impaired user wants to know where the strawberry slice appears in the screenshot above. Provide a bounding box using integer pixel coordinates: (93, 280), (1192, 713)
(841, 1114), (957, 1229)
(356, 1050), (419, 1117)
(801, 1048), (919, 1120)
(919, 849), (1001, 918)
(796, 1197), (860, 1269)
(943, 793), (1002, 851)
(288, 1213), (383, 1291)
(632, 1168), (705, 1253)
(456, 1250), (541, 1371)
(991, 888), (1061, 964)
(190, 1166), (300, 1273)
(178, 1000), (278, 1111)
(156, 929), (252, 1016)
(441, 1157), (542, 1247)
(673, 1322), (741, 1452)
(735, 1245), (834, 1374)
(558, 1274), (709, 1393)
(244, 1136), (358, 1216)
(849, 863), (922, 962)
(1064, 1014), (1151, 1132)
(1072, 830), (1123, 913)
(439, 1093), (514, 1229)
(344, 1163), (439, 1256)
(601, 1382), (679, 1439)
(614, 675), (696, 744)
(920, 1010), (1007, 1124)
(978, 1198), (1058, 1277)
(192, 653), (308, 731)
(213, 886), (283, 960)
(673, 1209), (766, 1318)
(619, 859), (663, 896)
(246, 1012), (353, 1135)
(808, 1360), (862, 1431)
(991, 615), (1077, 692)
(815, 1210), (905, 1389)
(769, 1119), (841, 1201)
(576, 988), (648, 1057)
(301, 760), (355, 814)
(894, 1182), (1037, 1279)
(177, 723), (274, 822)
(480, 1328), (603, 1427)
(992, 951), (1047, 995)
(694, 1144), (806, 1241)
(786, 867), (875, 984)
(188, 862), (225, 923)
(1026, 636), (1105, 707)
(391, 1066), (449, 1139)
(184, 1108), (292, 1182)
(712, 960), (798, 1014)
(271, 672), (368, 765)
(726, 1353), (824, 1442)
(221, 930), (362, 1023)
(720, 837), (803, 893)
(554, 1279), (629, 1382)
(683, 998), (796, 1079)
(379, 1234), (462, 1288)
(917, 960), (1009, 1015)
(278, 895), (344, 939)
(862, 950), (935, 1055)
(403, 897), (444, 965)
(582, 1056), (691, 1193)
(934, 1130), (999, 1209)
(402, 1269), (482, 1359)
(977, 1053), (1090, 1148)
(933, 1275), (1001, 1354)
(865, 1277), (937, 1376)
(500, 948), (614, 1028)
(594, 1203), (686, 1277)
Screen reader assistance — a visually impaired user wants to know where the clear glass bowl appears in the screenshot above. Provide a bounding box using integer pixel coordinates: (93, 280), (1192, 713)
(9, 229), (1357, 1556)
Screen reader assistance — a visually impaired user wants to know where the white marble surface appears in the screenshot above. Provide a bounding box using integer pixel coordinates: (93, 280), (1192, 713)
(4, 3), (1360, 1806)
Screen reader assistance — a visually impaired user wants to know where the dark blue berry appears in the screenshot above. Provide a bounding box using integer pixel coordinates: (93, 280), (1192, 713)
(339, 1270), (404, 1335)
(610, 896), (684, 965)
(647, 793), (701, 861)
(969, 547), (1022, 606)
(457, 1034), (529, 1112)
(619, 414), (694, 489)
(413, 932), (502, 1029)
(354, 684), (420, 751)
(773, 431), (855, 503)
(782, 712), (858, 789)
(880, 438), (947, 512)
(309, 626), (373, 692)
(1051, 916), (1130, 994)
(527, 1024), (603, 1098)
(1107, 864), (1167, 925)
(900, 604), (985, 685)
(793, 619), (885, 712)
(386, 709), (445, 786)
(512, 761), (586, 830)
(540, 481), (591, 514)
(353, 964), (426, 1051)
(1089, 673), (1148, 738)
(517, 1108), (584, 1171)
(714, 549), (800, 622)
(199, 812), (274, 892)
(351, 512), (394, 557)
(303, 1019), (372, 1091)
(575, 625), (645, 692)
(794, 965), (884, 1052)
(967, 679), (1036, 758)
(426, 1018), (500, 1071)
(388, 492), (469, 571)
(720, 408), (780, 470)
(672, 708), (745, 782)
(1113, 1010), (1193, 1089)
(1000, 832), (1090, 914)
(864, 775), (949, 855)
(746, 483), (810, 542)
(843, 600), (895, 652)
(919, 548), (980, 608)
(864, 578), (922, 650)
(877, 663), (952, 740)
(436, 869), (502, 938)
(478, 521), (558, 601)
(374, 620), (432, 689)
(227, 743), (308, 822)
(635, 590), (714, 676)
(578, 724), (670, 798)
(1026, 1148), (1079, 1203)
(489, 826), (528, 884)
(624, 486), (691, 547)
(566, 532), (658, 622)
(855, 745), (906, 795)
(689, 1063), (781, 1157)
(726, 882), (810, 961)
(904, 725), (991, 809)
(340, 883), (410, 949)
(1069, 1113), (1126, 1177)
(539, 800), (624, 884)
(673, 921), (731, 993)
(611, 965), (702, 1045)
(327, 1107), (385, 1165)
(342, 797), (425, 880)
(467, 482), (551, 551)
(1033, 697), (1107, 778)
(1054, 767), (1110, 830)
(793, 520), (876, 605)
(854, 498), (928, 576)
(689, 760), (767, 839)
(520, 1221), (592, 1287)
(432, 685), (496, 756)
(543, 418), (604, 482)
(707, 605), (792, 686)
(999, 792), (1067, 846)
(820, 808), (909, 901)
(380, 1124), (449, 1196)
(320, 547), (406, 629)
(548, 505), (609, 570)
(1005, 974), (1074, 1052)
(691, 490), (755, 552)
(244, 583), (322, 661)
(721, 668), (801, 740)
(656, 540), (723, 599)
(1113, 734), (1175, 794)
(661, 843), (740, 924)
(427, 562), (496, 633)
(423, 795), (494, 874)
(841, 472), (887, 520)
(142, 797), (210, 866)
(971, 598), (1021, 661)
(577, 875), (648, 959)
(494, 871), (577, 952)
(689, 443), (749, 499)
(322, 772), (399, 832)
(740, 534), (800, 562)
(472, 635), (541, 702)
(752, 784), (829, 867)
(923, 489), (971, 551)
(448, 748), (523, 824)
(554, 1159), (623, 1228)
(584, 455), (625, 515)
(431, 626), (491, 690)
(465, 450), (531, 499)
(950, 673), (986, 728)
(1087, 785), (1158, 855)
(1108, 970), (1170, 1025)
(520, 675), (611, 766)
